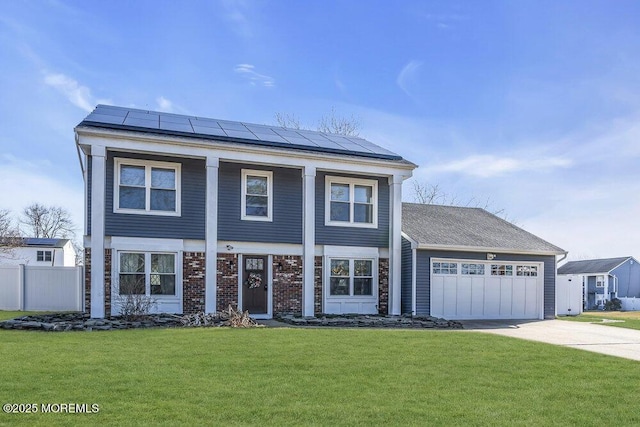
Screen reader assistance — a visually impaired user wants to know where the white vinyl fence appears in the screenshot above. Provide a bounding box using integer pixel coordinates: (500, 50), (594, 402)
(619, 297), (640, 311)
(0, 265), (83, 311)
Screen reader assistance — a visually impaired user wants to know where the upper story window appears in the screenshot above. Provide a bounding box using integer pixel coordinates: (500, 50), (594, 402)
(325, 176), (378, 228)
(596, 275), (605, 287)
(241, 169), (273, 221)
(37, 250), (52, 262)
(114, 158), (181, 216)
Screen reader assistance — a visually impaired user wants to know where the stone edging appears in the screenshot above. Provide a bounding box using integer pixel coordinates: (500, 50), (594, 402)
(275, 314), (463, 329)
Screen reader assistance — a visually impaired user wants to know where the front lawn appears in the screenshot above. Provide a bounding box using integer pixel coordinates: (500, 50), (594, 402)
(0, 311), (44, 321)
(1, 327), (640, 426)
(560, 311), (640, 330)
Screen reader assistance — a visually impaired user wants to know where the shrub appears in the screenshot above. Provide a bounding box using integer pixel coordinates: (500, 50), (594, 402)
(604, 298), (622, 311)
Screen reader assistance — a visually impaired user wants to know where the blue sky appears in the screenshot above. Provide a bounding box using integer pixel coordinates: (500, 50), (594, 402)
(1, 0), (639, 260)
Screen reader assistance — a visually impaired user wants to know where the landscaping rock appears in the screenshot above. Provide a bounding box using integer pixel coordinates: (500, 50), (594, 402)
(274, 313), (463, 329)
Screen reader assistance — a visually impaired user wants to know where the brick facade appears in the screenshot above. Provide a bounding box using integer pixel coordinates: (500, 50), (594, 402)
(104, 249), (112, 317)
(183, 252), (206, 314)
(83, 248), (112, 317)
(314, 256), (323, 314)
(272, 255), (303, 315)
(216, 253), (239, 312)
(84, 248), (91, 314)
(378, 258), (389, 315)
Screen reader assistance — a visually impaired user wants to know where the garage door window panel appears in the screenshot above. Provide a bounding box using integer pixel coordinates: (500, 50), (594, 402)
(491, 265), (513, 276)
(462, 263), (485, 275)
(516, 265), (538, 277)
(433, 262), (457, 275)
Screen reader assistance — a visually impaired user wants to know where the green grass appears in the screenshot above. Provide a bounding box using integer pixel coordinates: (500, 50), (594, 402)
(560, 311), (640, 330)
(1, 328), (640, 427)
(0, 311), (45, 321)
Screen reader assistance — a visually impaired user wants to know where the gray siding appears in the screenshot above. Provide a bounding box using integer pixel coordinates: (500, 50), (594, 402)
(400, 237), (413, 314)
(105, 151), (206, 239)
(613, 259), (640, 298)
(414, 250), (557, 319)
(218, 162), (303, 244)
(315, 172), (389, 247)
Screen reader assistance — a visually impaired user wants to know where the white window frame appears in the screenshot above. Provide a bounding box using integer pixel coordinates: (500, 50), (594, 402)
(325, 176), (378, 228)
(114, 157), (181, 216)
(327, 257), (376, 298)
(241, 169), (273, 222)
(116, 250), (179, 298)
(596, 275), (605, 287)
(37, 250), (52, 262)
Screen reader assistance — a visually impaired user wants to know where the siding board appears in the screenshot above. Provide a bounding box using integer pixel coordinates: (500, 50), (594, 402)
(217, 162), (303, 243)
(105, 151), (206, 239)
(400, 237), (413, 314)
(315, 172), (389, 247)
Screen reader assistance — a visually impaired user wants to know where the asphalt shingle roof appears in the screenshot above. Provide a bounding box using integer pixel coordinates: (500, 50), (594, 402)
(77, 105), (409, 162)
(557, 257), (632, 275)
(402, 203), (565, 255)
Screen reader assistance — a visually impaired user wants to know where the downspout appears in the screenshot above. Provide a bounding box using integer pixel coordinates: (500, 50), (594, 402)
(75, 133), (85, 175)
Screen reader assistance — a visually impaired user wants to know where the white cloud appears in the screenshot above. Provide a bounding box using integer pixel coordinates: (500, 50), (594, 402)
(156, 96), (174, 112)
(234, 64), (275, 88)
(221, 0), (253, 39)
(396, 60), (423, 98)
(43, 72), (109, 112)
(427, 154), (572, 178)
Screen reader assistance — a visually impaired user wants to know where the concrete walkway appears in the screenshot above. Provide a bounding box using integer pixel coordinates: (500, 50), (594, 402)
(461, 319), (640, 361)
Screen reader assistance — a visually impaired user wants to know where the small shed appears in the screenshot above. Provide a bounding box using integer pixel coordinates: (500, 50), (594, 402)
(401, 204), (566, 320)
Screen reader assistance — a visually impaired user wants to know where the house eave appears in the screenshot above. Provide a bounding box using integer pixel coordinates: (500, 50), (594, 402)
(414, 243), (567, 257)
(75, 125), (417, 173)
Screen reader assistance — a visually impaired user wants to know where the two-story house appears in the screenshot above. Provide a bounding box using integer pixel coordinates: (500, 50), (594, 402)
(76, 105), (415, 319)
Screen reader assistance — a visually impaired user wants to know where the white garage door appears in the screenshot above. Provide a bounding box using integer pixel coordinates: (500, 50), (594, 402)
(430, 259), (544, 320)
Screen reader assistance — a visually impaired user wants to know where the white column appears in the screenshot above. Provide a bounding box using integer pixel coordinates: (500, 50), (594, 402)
(90, 145), (106, 318)
(302, 165), (316, 317)
(388, 174), (403, 315)
(205, 156), (219, 313)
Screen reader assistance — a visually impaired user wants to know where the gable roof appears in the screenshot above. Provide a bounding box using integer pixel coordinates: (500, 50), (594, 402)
(557, 257), (634, 275)
(21, 238), (70, 248)
(77, 104), (407, 162)
(402, 203), (565, 255)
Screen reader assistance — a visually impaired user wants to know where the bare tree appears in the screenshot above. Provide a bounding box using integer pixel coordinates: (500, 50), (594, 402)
(20, 203), (76, 239)
(275, 107), (361, 137)
(275, 112), (302, 130)
(317, 107), (361, 137)
(0, 209), (22, 258)
(410, 179), (514, 223)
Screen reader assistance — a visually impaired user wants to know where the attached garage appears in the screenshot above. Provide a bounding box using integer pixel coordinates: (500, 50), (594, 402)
(429, 259), (543, 320)
(401, 204), (566, 320)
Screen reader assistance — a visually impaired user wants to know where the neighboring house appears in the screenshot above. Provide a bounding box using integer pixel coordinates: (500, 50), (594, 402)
(75, 105), (567, 320)
(557, 257), (640, 309)
(401, 204), (566, 320)
(76, 105), (415, 318)
(0, 238), (76, 267)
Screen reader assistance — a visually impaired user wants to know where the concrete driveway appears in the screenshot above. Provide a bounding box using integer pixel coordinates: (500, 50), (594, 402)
(461, 319), (640, 361)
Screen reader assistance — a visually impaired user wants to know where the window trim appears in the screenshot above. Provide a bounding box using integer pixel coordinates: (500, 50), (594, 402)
(117, 250), (178, 298)
(596, 275), (605, 287)
(326, 256), (378, 299)
(324, 176), (378, 228)
(241, 169), (273, 222)
(37, 250), (52, 262)
(114, 157), (181, 217)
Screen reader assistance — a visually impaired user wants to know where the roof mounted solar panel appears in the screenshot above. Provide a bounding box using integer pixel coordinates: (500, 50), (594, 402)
(78, 105), (405, 161)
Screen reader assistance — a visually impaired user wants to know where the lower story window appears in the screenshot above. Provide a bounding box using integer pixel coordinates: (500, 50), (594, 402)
(329, 258), (374, 296)
(119, 252), (176, 296)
